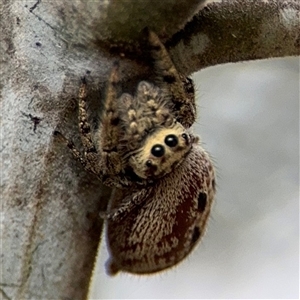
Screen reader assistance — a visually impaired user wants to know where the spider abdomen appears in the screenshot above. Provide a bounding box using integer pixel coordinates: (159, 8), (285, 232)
(106, 145), (215, 275)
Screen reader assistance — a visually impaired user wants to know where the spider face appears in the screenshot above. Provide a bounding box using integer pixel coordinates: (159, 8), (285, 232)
(129, 123), (194, 179)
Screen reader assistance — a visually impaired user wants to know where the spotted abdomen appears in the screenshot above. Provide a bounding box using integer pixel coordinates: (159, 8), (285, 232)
(105, 144), (215, 275)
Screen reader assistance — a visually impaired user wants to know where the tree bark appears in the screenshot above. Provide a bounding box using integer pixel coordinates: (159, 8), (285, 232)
(0, 0), (299, 299)
(168, 0), (300, 73)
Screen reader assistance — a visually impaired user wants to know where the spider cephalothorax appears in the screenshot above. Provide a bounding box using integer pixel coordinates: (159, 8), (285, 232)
(92, 39), (199, 188)
(55, 30), (216, 276)
(108, 78), (196, 182)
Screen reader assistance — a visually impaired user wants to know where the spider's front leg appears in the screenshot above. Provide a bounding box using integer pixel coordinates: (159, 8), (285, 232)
(98, 62), (125, 183)
(75, 77), (104, 176)
(147, 30), (196, 128)
(54, 77), (104, 178)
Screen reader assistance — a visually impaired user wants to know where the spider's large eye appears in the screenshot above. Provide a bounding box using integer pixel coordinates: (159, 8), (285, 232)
(151, 144), (165, 157)
(164, 134), (178, 147)
(182, 133), (188, 141)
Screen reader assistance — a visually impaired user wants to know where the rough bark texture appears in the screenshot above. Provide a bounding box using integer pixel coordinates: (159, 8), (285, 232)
(0, 0), (299, 299)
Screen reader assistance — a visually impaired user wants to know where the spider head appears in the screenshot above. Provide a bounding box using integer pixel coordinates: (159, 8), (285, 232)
(129, 122), (197, 180)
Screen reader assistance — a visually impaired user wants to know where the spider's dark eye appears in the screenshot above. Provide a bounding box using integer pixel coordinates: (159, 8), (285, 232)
(151, 144), (165, 157)
(182, 133), (188, 141)
(146, 160), (152, 167)
(164, 134), (178, 147)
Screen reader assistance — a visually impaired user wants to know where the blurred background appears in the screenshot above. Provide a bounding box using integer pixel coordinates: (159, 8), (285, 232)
(89, 57), (299, 299)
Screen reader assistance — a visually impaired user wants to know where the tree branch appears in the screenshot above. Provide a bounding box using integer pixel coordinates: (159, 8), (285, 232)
(168, 0), (300, 73)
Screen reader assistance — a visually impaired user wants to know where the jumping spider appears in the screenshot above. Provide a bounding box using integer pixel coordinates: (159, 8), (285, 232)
(55, 30), (215, 275)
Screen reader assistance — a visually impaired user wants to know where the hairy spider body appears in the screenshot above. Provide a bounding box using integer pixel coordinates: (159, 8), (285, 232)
(55, 30), (216, 275)
(102, 79), (195, 184)
(106, 144), (215, 275)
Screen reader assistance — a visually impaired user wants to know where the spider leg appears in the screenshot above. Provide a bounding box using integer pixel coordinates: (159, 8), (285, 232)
(78, 78), (97, 154)
(75, 77), (104, 176)
(100, 62), (124, 176)
(53, 130), (101, 178)
(148, 30), (196, 128)
(52, 77), (104, 178)
(101, 63), (121, 150)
